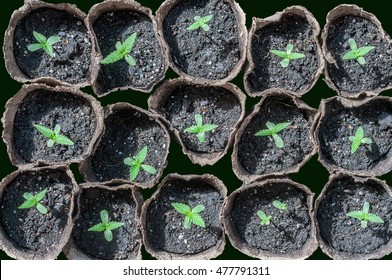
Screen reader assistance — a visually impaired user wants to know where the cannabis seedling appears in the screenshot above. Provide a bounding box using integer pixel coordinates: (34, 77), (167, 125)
(101, 32), (137, 66)
(270, 44), (305, 67)
(34, 124), (74, 148)
(18, 188), (48, 214)
(347, 202), (384, 229)
(123, 146), (157, 182)
(342, 38), (375, 65)
(184, 114), (218, 143)
(187, 15), (213, 31)
(88, 210), (125, 242)
(171, 203), (206, 229)
(272, 200), (288, 211)
(257, 210), (272, 226)
(348, 126), (372, 154)
(255, 121), (291, 148)
(27, 31), (61, 57)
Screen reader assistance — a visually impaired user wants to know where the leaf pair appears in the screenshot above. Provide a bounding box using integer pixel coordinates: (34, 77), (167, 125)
(184, 114), (218, 143)
(257, 210), (272, 226)
(18, 188), (48, 214)
(347, 202), (384, 229)
(270, 44), (305, 67)
(348, 126), (372, 154)
(342, 38), (375, 65)
(187, 15), (213, 32)
(88, 210), (125, 242)
(255, 121), (291, 148)
(34, 124), (74, 148)
(171, 202), (206, 229)
(123, 146), (157, 181)
(27, 31), (61, 57)
(101, 32), (137, 66)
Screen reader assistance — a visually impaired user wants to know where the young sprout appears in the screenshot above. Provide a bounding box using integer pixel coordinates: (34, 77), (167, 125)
(270, 44), (305, 67)
(257, 210), (272, 226)
(34, 124), (74, 148)
(184, 114), (218, 143)
(18, 188), (48, 214)
(123, 146), (157, 182)
(27, 31), (61, 57)
(348, 126), (372, 154)
(347, 202), (384, 229)
(187, 15), (213, 31)
(255, 121), (291, 148)
(88, 210), (125, 242)
(342, 38), (375, 65)
(272, 200), (288, 211)
(101, 32), (137, 66)
(171, 202), (205, 229)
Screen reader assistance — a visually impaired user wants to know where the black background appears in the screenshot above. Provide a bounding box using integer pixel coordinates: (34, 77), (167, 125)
(1, 0), (392, 260)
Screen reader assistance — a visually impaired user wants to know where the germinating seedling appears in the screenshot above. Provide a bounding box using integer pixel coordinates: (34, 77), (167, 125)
(184, 114), (218, 143)
(88, 210), (125, 242)
(101, 32), (137, 66)
(255, 121), (291, 148)
(171, 202), (206, 229)
(272, 200), (288, 211)
(34, 124), (74, 148)
(342, 38), (375, 65)
(123, 146), (157, 182)
(257, 210), (272, 226)
(27, 31), (61, 57)
(347, 202), (384, 229)
(348, 126), (372, 154)
(18, 188), (48, 214)
(187, 15), (213, 31)
(270, 44), (305, 67)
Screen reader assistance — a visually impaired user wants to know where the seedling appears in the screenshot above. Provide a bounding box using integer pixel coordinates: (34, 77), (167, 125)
(187, 15), (213, 31)
(348, 126), (372, 154)
(88, 210), (125, 242)
(270, 44), (305, 67)
(101, 32), (137, 66)
(18, 188), (48, 214)
(347, 202), (384, 229)
(34, 124), (74, 148)
(27, 31), (61, 57)
(171, 202), (205, 229)
(257, 210), (272, 226)
(255, 121), (291, 148)
(184, 114), (218, 143)
(123, 146), (157, 182)
(342, 38), (375, 65)
(272, 200), (288, 211)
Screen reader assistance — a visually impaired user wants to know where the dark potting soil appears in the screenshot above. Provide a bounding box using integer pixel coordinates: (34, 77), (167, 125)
(317, 176), (392, 255)
(13, 8), (92, 84)
(93, 10), (165, 93)
(0, 169), (72, 255)
(13, 89), (97, 164)
(326, 16), (392, 94)
(237, 95), (313, 175)
(160, 85), (242, 153)
(88, 108), (167, 183)
(146, 178), (223, 255)
(246, 13), (319, 93)
(162, 0), (241, 80)
(318, 99), (392, 172)
(72, 188), (140, 260)
(230, 182), (311, 254)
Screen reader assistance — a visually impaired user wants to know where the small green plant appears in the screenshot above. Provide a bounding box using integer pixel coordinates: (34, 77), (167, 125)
(123, 146), (157, 182)
(257, 210), (272, 226)
(255, 121), (291, 148)
(187, 15), (213, 31)
(171, 202), (206, 229)
(347, 202), (384, 229)
(272, 200), (288, 211)
(101, 32), (137, 66)
(184, 114), (218, 143)
(348, 126), (372, 154)
(34, 124), (74, 148)
(27, 31), (61, 57)
(270, 44), (305, 67)
(342, 38), (375, 65)
(88, 210), (125, 242)
(18, 188), (48, 214)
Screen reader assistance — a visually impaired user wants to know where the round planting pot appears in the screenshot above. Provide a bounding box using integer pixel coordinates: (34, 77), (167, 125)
(141, 173), (227, 259)
(315, 173), (392, 259)
(80, 103), (170, 188)
(244, 6), (324, 98)
(148, 78), (246, 166)
(156, 0), (247, 85)
(3, 0), (99, 88)
(2, 83), (104, 168)
(64, 183), (143, 260)
(223, 178), (317, 259)
(87, 0), (168, 97)
(322, 4), (392, 98)
(0, 165), (79, 260)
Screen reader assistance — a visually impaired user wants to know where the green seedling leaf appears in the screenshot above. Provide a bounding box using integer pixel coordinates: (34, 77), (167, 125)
(88, 210), (125, 242)
(123, 145), (157, 182)
(18, 188), (48, 214)
(184, 114), (218, 143)
(34, 124), (74, 148)
(101, 32), (137, 66)
(255, 121), (291, 148)
(348, 126), (372, 154)
(272, 200), (288, 211)
(172, 202), (206, 229)
(347, 201), (384, 229)
(257, 210), (272, 226)
(187, 15), (213, 31)
(270, 43), (305, 67)
(342, 38), (375, 65)
(27, 31), (61, 57)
